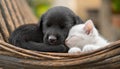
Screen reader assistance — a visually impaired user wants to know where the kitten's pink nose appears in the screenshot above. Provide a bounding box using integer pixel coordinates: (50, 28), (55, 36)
(65, 39), (69, 45)
(65, 37), (70, 43)
(65, 38), (68, 42)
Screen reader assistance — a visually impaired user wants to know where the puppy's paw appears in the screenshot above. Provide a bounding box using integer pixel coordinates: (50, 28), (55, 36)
(82, 45), (100, 53)
(68, 47), (81, 54)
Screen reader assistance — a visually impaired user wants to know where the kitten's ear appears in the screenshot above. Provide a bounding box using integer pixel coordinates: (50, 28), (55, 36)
(84, 20), (94, 35)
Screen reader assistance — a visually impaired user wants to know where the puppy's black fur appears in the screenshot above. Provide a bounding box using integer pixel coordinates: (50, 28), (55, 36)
(9, 6), (83, 52)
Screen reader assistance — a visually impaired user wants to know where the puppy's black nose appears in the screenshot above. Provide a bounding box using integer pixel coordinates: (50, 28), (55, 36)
(48, 35), (57, 44)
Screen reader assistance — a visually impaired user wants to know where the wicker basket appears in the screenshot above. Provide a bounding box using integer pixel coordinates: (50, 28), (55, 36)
(0, 0), (120, 69)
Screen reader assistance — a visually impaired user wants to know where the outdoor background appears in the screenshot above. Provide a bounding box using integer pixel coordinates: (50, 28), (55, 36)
(28, 0), (120, 42)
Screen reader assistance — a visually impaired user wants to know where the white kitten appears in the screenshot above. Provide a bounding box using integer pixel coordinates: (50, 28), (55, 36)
(65, 20), (109, 53)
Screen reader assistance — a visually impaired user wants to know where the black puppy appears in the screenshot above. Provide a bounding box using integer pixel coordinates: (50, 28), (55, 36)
(9, 6), (83, 52)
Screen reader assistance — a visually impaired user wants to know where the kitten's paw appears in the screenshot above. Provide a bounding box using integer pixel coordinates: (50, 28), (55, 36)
(68, 47), (82, 54)
(82, 45), (100, 53)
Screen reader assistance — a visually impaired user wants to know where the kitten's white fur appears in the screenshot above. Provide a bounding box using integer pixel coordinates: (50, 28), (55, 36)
(66, 20), (109, 53)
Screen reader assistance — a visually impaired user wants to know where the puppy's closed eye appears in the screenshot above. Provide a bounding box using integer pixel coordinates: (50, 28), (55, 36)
(60, 25), (65, 29)
(46, 23), (52, 27)
(59, 23), (66, 29)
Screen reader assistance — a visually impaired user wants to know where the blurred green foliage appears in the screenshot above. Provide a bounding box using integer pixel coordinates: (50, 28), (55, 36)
(112, 0), (120, 14)
(27, 0), (120, 17)
(28, 0), (53, 18)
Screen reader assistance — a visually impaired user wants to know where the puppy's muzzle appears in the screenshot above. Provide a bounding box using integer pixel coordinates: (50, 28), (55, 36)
(48, 35), (57, 44)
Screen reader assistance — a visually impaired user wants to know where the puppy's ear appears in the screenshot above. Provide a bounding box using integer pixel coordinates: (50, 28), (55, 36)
(38, 14), (44, 33)
(74, 15), (83, 24)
